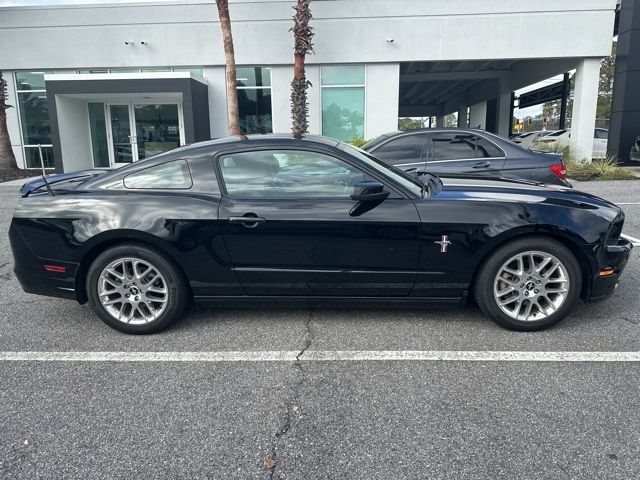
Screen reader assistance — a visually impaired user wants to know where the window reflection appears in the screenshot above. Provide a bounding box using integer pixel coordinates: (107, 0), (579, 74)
(236, 67), (273, 134)
(321, 66), (366, 142)
(219, 150), (366, 198)
(15, 71), (54, 168)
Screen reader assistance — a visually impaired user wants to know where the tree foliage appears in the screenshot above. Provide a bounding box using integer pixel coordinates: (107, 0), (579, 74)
(290, 0), (314, 138)
(398, 118), (426, 130)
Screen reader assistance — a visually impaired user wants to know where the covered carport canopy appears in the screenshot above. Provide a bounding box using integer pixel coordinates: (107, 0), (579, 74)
(398, 57), (600, 159)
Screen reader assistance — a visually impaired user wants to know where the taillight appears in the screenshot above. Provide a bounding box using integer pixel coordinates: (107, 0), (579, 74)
(550, 163), (567, 181)
(44, 264), (66, 273)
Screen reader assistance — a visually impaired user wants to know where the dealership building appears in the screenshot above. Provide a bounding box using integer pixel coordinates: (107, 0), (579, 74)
(0, 0), (618, 172)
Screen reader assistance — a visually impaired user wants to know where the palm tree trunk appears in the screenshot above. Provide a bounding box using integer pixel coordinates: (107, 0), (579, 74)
(215, 0), (241, 136)
(0, 71), (18, 169)
(290, 0), (314, 138)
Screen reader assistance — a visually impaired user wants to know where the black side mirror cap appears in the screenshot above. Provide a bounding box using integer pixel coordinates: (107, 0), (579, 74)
(350, 181), (390, 202)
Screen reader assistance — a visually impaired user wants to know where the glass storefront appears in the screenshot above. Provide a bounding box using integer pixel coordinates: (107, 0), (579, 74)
(134, 104), (180, 159)
(236, 67), (273, 134)
(102, 102), (183, 166)
(15, 71), (54, 168)
(23, 146), (55, 170)
(88, 102), (109, 168)
(321, 66), (366, 142)
(109, 104), (134, 164)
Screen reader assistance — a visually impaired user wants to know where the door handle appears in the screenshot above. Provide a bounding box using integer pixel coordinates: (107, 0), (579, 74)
(228, 214), (267, 228)
(472, 161), (491, 169)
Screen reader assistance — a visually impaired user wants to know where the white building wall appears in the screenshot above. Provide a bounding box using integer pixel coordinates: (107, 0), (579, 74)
(305, 66), (322, 136)
(0, 0), (616, 70)
(269, 65), (293, 134)
(203, 66), (228, 138)
(56, 96), (91, 172)
(469, 102), (487, 130)
(365, 64), (399, 139)
(5, 71), (25, 168)
(570, 58), (602, 161)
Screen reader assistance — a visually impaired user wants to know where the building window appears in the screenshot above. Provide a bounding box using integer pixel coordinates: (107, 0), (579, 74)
(88, 102), (109, 168)
(76, 67), (205, 77)
(321, 66), (365, 142)
(15, 71), (54, 169)
(236, 67), (272, 134)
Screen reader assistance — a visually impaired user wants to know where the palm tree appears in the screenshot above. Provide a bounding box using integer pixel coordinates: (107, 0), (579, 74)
(215, 0), (241, 136)
(290, 0), (314, 138)
(0, 71), (18, 169)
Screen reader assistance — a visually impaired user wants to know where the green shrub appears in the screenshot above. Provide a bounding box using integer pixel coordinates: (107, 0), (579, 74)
(566, 157), (637, 181)
(535, 143), (637, 181)
(346, 137), (368, 148)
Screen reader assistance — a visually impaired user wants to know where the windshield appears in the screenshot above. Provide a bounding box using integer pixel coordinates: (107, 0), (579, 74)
(337, 142), (424, 197)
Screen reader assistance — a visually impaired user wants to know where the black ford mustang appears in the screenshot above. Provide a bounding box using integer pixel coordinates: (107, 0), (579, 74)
(9, 135), (632, 334)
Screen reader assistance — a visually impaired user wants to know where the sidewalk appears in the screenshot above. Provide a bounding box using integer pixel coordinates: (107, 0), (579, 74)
(0, 176), (39, 188)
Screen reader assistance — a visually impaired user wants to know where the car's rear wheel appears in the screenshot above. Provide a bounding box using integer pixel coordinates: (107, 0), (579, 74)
(474, 237), (582, 331)
(86, 244), (189, 334)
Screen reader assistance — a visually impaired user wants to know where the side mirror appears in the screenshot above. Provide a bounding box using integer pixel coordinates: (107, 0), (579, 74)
(350, 180), (389, 202)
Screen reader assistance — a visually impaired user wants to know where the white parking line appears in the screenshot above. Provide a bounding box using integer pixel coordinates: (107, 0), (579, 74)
(2, 351), (640, 363)
(622, 234), (640, 246)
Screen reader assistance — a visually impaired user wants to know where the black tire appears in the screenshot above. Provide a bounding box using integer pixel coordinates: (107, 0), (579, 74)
(86, 243), (189, 334)
(474, 237), (582, 331)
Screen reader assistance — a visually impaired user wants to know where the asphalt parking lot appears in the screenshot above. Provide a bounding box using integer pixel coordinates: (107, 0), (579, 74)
(1, 180), (639, 479)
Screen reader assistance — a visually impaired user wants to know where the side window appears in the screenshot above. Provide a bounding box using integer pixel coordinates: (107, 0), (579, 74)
(372, 134), (427, 166)
(123, 160), (193, 189)
(475, 136), (504, 158)
(431, 133), (476, 161)
(595, 129), (609, 140)
(218, 150), (367, 199)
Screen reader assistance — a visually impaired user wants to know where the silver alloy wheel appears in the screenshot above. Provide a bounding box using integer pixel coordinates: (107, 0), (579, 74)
(493, 250), (570, 322)
(97, 257), (168, 324)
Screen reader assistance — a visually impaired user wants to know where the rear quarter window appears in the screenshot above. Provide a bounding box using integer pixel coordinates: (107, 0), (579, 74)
(123, 160), (193, 189)
(372, 133), (427, 165)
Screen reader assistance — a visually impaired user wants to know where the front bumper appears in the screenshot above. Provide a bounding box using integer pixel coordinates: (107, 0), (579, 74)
(588, 238), (633, 303)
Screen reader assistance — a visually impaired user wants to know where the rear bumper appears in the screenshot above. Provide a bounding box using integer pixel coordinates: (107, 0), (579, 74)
(588, 238), (633, 303)
(9, 223), (79, 301)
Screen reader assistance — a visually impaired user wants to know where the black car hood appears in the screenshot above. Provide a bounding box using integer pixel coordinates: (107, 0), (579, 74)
(432, 174), (620, 216)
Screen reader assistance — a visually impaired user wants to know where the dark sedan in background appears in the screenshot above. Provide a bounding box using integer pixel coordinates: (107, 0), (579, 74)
(631, 136), (640, 162)
(363, 128), (569, 186)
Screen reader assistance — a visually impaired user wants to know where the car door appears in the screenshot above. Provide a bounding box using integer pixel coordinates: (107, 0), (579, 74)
(368, 132), (428, 172)
(215, 147), (421, 297)
(425, 131), (506, 176)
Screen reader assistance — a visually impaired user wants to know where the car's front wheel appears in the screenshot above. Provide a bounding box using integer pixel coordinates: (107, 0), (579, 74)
(86, 244), (189, 334)
(474, 237), (582, 331)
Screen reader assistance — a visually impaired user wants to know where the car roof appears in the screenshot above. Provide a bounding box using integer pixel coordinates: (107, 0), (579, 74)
(168, 134), (340, 157)
(363, 127), (509, 148)
(79, 134), (343, 190)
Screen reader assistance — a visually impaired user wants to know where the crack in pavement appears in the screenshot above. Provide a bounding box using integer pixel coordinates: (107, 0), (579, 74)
(265, 307), (314, 479)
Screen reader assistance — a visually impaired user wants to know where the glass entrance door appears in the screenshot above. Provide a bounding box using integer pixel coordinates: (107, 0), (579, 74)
(108, 104), (134, 165)
(106, 102), (184, 166)
(134, 104), (181, 160)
